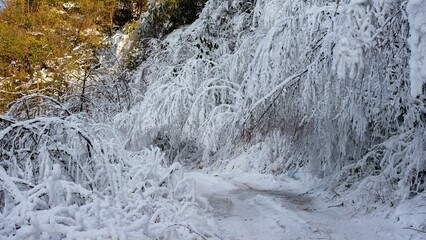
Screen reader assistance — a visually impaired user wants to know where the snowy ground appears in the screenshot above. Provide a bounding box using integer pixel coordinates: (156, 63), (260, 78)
(186, 172), (423, 240)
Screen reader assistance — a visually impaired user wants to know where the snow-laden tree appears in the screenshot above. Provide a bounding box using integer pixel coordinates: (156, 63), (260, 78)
(117, 0), (425, 229)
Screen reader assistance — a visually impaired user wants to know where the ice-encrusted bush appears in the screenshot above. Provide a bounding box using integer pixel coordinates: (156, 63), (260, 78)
(0, 103), (215, 239)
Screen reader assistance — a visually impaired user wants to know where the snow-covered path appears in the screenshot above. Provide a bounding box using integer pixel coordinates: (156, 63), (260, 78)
(187, 172), (422, 240)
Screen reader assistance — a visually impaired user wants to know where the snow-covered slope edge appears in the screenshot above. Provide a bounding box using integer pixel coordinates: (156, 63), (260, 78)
(117, 0), (425, 231)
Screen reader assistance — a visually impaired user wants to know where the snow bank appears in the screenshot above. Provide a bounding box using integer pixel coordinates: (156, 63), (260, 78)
(407, 0), (426, 97)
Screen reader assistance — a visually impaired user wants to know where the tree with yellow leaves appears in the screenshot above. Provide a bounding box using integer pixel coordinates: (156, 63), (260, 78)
(0, 0), (117, 113)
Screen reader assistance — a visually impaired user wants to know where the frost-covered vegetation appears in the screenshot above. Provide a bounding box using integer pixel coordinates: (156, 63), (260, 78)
(119, 0), (425, 229)
(0, 1), (217, 239)
(1, 0), (426, 238)
(0, 101), (215, 239)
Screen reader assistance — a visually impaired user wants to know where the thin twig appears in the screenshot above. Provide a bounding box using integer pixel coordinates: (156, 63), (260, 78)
(403, 227), (426, 234)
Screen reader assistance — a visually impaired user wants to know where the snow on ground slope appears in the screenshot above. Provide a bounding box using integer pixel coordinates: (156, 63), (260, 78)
(186, 172), (424, 240)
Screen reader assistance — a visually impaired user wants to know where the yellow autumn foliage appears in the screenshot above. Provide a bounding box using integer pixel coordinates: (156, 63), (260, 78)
(0, 0), (116, 113)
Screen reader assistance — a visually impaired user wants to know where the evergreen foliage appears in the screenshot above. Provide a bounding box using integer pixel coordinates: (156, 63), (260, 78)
(139, 0), (207, 38)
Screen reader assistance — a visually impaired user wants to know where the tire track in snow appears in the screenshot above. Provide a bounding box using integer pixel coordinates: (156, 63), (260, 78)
(187, 172), (420, 240)
(201, 175), (333, 240)
(186, 172), (424, 240)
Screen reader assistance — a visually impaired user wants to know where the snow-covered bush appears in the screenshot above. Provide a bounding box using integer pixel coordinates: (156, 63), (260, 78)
(0, 102), (215, 239)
